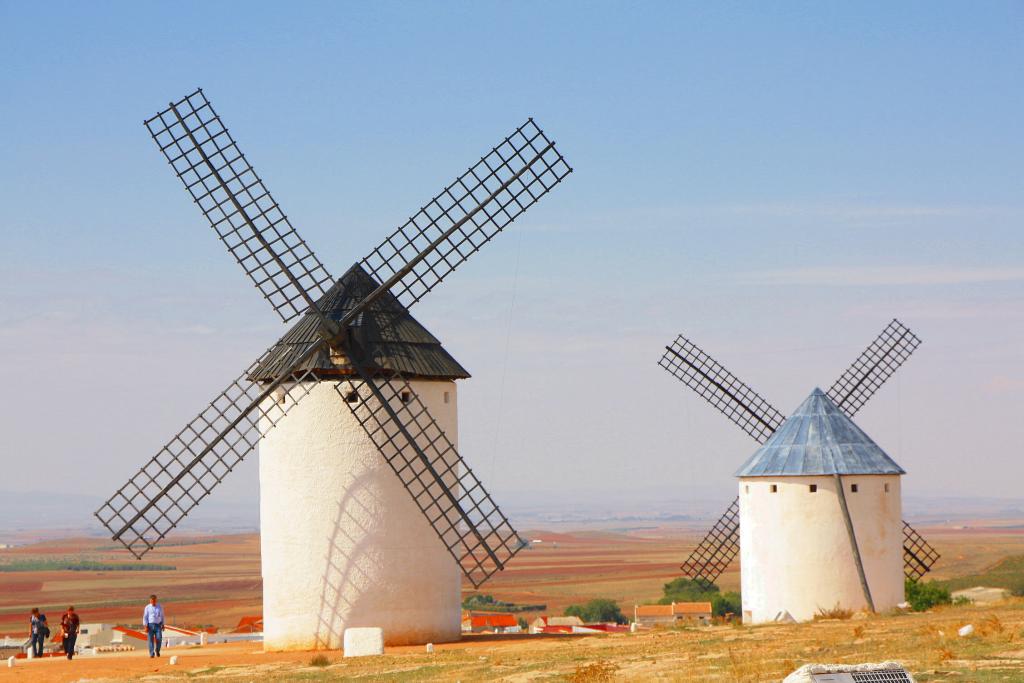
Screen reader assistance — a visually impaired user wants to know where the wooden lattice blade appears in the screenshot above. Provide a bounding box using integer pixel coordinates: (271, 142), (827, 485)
(660, 336), (785, 444)
(827, 319), (921, 418)
(146, 89), (334, 323)
(338, 366), (523, 588)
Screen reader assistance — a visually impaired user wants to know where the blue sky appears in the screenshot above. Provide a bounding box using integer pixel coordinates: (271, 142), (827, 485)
(1, 1), (1022, 513)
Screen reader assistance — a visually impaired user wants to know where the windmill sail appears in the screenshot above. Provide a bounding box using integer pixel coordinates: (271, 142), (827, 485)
(827, 319), (921, 418)
(145, 89), (334, 323)
(99, 95), (571, 575)
(659, 336), (786, 444)
(679, 498), (740, 587)
(903, 521), (940, 581)
(362, 118), (572, 308)
(94, 341), (323, 557)
(339, 364), (523, 588)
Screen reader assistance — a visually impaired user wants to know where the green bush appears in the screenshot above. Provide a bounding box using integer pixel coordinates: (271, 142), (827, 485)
(461, 593), (546, 612)
(905, 579), (952, 612)
(655, 577), (740, 617)
(660, 577), (719, 601)
(564, 598), (626, 624)
(0, 559), (175, 572)
(711, 592), (742, 617)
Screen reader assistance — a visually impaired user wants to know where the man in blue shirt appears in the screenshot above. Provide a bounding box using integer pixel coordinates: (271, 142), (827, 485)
(143, 595), (165, 658)
(29, 608), (48, 658)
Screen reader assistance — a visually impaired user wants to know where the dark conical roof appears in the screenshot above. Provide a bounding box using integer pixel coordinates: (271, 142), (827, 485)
(249, 263), (470, 381)
(734, 388), (905, 477)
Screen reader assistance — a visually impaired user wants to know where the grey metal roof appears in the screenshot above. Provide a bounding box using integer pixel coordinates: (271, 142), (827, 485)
(249, 263), (470, 382)
(734, 388), (905, 477)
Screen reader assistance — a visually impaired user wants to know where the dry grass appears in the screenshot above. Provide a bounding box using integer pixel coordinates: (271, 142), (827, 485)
(308, 653), (331, 667)
(566, 660), (618, 681)
(814, 603), (855, 620)
(6, 600), (1024, 682)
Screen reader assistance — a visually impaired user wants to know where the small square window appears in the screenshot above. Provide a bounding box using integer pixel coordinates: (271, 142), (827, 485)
(769, 484), (778, 493)
(850, 484), (859, 493)
(344, 391), (360, 404)
(884, 483), (890, 493)
(809, 484), (817, 493)
(400, 391), (412, 404)
(444, 391), (450, 404)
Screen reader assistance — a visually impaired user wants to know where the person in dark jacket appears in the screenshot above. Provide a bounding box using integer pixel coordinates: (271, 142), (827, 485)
(60, 606), (80, 660)
(29, 608), (48, 657)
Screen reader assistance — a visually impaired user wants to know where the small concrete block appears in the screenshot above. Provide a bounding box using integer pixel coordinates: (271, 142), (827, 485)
(958, 624), (974, 637)
(169, 655), (179, 665)
(629, 622), (638, 633)
(6, 656), (14, 668)
(343, 627), (384, 657)
(425, 643), (434, 654)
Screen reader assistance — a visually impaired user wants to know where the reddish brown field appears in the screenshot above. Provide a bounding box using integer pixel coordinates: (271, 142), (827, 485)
(3, 520), (1024, 637)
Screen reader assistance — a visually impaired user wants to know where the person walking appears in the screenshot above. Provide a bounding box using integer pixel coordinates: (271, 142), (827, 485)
(29, 608), (48, 658)
(60, 606), (80, 660)
(143, 594), (165, 658)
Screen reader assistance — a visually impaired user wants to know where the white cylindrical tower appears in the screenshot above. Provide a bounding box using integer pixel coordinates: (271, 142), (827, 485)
(250, 263), (473, 651)
(738, 474), (903, 623)
(259, 379), (462, 650)
(734, 388), (906, 624)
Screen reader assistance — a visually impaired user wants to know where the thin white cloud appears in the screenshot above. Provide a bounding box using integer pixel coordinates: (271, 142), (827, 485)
(738, 265), (1024, 287)
(713, 202), (1008, 220)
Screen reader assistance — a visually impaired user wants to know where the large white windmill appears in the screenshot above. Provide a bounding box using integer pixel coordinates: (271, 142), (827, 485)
(658, 320), (940, 623)
(95, 89), (572, 649)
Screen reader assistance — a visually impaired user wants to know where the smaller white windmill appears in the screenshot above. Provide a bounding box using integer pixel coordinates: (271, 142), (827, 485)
(659, 320), (940, 623)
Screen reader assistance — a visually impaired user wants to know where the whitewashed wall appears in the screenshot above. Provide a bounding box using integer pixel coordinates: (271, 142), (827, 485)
(738, 474), (903, 623)
(259, 379), (462, 650)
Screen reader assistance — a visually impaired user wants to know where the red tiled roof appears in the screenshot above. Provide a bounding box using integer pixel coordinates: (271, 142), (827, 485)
(232, 615), (263, 633)
(580, 623), (630, 632)
(469, 614), (517, 628)
(673, 602), (713, 615)
(635, 602), (713, 617)
(113, 626), (147, 642)
(634, 604), (673, 617)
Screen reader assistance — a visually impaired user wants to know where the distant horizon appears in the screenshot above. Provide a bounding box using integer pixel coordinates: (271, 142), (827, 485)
(3, 486), (1022, 547)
